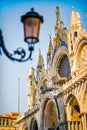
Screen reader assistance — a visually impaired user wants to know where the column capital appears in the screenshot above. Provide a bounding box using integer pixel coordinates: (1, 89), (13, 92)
(79, 112), (87, 117)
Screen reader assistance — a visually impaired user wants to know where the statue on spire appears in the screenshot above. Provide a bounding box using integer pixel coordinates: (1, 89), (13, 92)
(56, 6), (60, 21)
(54, 6), (67, 46)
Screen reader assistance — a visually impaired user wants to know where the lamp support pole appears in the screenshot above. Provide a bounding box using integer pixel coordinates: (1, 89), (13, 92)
(0, 8), (43, 62)
(0, 29), (33, 62)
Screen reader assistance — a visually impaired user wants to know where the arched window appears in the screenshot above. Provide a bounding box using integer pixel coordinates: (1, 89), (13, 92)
(3, 119), (5, 125)
(6, 119), (9, 125)
(44, 100), (58, 129)
(59, 55), (70, 78)
(30, 119), (38, 130)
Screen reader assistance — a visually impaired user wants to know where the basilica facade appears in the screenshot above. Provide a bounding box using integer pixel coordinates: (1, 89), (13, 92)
(17, 7), (87, 130)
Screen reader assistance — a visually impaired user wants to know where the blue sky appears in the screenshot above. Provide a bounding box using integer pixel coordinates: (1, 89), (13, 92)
(0, 0), (87, 114)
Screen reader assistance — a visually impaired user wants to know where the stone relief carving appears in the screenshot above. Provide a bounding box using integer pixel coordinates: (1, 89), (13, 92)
(78, 45), (87, 69)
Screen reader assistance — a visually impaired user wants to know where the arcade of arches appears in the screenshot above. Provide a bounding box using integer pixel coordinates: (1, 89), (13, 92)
(17, 6), (87, 130)
(65, 94), (83, 130)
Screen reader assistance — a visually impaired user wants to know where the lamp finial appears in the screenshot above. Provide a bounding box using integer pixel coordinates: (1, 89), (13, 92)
(31, 7), (34, 12)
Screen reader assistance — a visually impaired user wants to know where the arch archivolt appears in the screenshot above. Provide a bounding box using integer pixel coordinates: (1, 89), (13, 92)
(22, 122), (28, 130)
(82, 80), (87, 111)
(75, 32), (87, 53)
(52, 46), (69, 76)
(63, 79), (86, 130)
(40, 77), (49, 86)
(76, 39), (87, 70)
(29, 117), (39, 130)
(39, 93), (60, 129)
(64, 93), (79, 107)
(44, 100), (58, 128)
(64, 93), (81, 121)
(39, 72), (49, 87)
(63, 76), (87, 112)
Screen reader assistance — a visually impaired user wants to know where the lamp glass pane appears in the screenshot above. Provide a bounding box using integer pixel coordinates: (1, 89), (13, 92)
(24, 17), (41, 44)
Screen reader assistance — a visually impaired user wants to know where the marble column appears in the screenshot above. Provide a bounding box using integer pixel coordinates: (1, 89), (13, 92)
(9, 119), (11, 125)
(71, 121), (74, 130)
(86, 114), (87, 128)
(79, 121), (82, 130)
(68, 121), (71, 130)
(84, 114), (87, 130)
(82, 113), (87, 130)
(75, 121), (78, 130)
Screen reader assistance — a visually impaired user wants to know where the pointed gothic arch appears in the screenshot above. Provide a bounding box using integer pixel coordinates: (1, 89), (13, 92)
(52, 46), (71, 78)
(30, 118), (38, 130)
(22, 123), (28, 130)
(44, 100), (58, 128)
(40, 95), (60, 130)
(42, 78), (48, 86)
(58, 54), (71, 78)
(83, 84), (87, 111)
(65, 94), (81, 121)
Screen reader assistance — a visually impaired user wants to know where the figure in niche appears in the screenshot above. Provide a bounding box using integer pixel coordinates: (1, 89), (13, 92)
(78, 45), (87, 69)
(71, 105), (80, 120)
(70, 33), (73, 50)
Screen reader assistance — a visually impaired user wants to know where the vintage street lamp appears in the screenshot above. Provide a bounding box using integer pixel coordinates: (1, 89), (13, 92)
(0, 8), (43, 62)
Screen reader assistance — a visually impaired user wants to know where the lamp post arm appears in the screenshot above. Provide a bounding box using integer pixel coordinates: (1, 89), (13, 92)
(0, 29), (33, 62)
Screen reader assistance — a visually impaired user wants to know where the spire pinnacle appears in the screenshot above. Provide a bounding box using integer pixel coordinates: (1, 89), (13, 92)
(72, 6), (74, 11)
(37, 48), (44, 67)
(28, 60), (34, 76)
(49, 34), (51, 41)
(30, 60), (32, 68)
(38, 48), (41, 56)
(48, 34), (53, 51)
(70, 7), (82, 30)
(29, 66), (34, 76)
